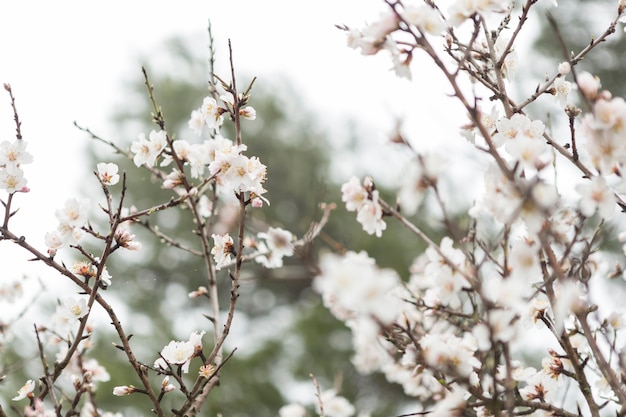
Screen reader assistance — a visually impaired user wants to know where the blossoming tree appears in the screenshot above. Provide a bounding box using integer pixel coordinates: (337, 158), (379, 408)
(3, 1), (626, 417)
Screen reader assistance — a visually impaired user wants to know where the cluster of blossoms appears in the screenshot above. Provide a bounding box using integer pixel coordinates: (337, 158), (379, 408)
(211, 226), (295, 270)
(345, 0), (520, 80)
(320, 1), (626, 417)
(44, 197), (90, 255)
(341, 176), (386, 237)
(113, 331), (205, 398)
(0, 139), (32, 193)
(8, 0), (626, 416)
(130, 92), (267, 206)
(72, 258), (113, 287)
(12, 332), (113, 416)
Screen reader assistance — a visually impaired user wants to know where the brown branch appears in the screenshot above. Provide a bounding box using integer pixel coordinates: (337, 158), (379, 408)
(3, 83), (22, 140)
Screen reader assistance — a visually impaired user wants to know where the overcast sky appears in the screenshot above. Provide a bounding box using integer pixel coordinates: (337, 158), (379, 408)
(0, 1), (463, 278)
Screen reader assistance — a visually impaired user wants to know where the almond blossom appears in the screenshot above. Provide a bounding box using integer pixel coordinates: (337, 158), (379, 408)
(55, 297), (89, 327)
(131, 129), (167, 168)
(155, 339), (195, 373)
(211, 233), (234, 270)
(96, 162), (120, 186)
(0, 140), (33, 168)
(255, 227), (294, 269)
(576, 175), (615, 220)
(0, 165), (27, 193)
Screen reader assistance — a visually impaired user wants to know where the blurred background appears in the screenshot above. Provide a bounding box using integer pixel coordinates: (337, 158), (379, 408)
(1, 0), (625, 416)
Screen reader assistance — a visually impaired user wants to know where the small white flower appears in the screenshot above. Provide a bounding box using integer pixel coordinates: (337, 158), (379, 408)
(0, 165), (27, 193)
(341, 176), (368, 212)
(211, 233), (234, 270)
(201, 96), (224, 129)
(318, 390), (355, 417)
(0, 140), (33, 168)
(188, 109), (205, 136)
(131, 130), (167, 167)
(576, 176), (615, 220)
(279, 403), (307, 417)
(157, 340), (195, 373)
(96, 162), (120, 185)
(58, 297), (89, 326)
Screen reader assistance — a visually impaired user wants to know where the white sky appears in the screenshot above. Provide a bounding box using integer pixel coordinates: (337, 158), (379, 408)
(0, 1), (463, 242)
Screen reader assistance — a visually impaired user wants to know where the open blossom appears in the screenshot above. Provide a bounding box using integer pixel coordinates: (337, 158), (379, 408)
(401, 4), (446, 35)
(83, 358), (111, 383)
(12, 379), (35, 401)
(576, 176), (615, 220)
(131, 129), (167, 167)
(341, 176), (368, 211)
(314, 251), (400, 324)
(421, 333), (480, 377)
(156, 339), (195, 373)
(161, 140), (191, 167)
(188, 109), (205, 136)
(188, 330), (205, 354)
(211, 233), (234, 270)
(356, 190), (386, 237)
(96, 162), (119, 185)
(448, 0), (511, 27)
(581, 97), (626, 174)
(519, 371), (558, 402)
(55, 198), (90, 228)
(553, 77), (572, 107)
(0, 140), (33, 168)
(385, 39), (412, 80)
(577, 71), (600, 100)
(0, 165), (27, 193)
(57, 297), (89, 326)
(317, 390), (355, 417)
(279, 403), (307, 417)
(256, 228), (293, 258)
(493, 113), (545, 154)
(200, 96), (224, 129)
(207, 140), (268, 196)
(343, 177), (387, 237)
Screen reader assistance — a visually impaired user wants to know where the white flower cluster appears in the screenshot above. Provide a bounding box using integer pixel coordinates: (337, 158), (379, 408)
(344, 1), (518, 80)
(0, 139), (33, 193)
(211, 227), (295, 271)
(44, 197), (90, 255)
(341, 176), (386, 237)
(130, 94), (267, 205)
(52, 296), (89, 331)
(254, 227), (294, 269)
